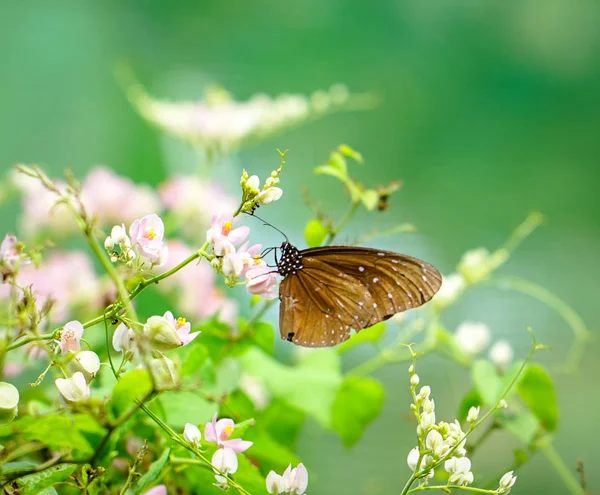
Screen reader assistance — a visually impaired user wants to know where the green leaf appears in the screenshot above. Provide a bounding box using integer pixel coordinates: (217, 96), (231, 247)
(134, 448), (170, 494)
(338, 144), (363, 163)
(151, 392), (216, 431)
(331, 376), (385, 447)
(457, 389), (483, 423)
(504, 410), (540, 445)
(360, 189), (379, 211)
(337, 323), (386, 354)
(304, 219), (329, 248)
(471, 360), (501, 406)
(517, 363), (558, 431)
(260, 399), (305, 447)
(17, 463), (77, 495)
(110, 369), (152, 419)
(181, 344), (209, 375)
(250, 322), (275, 355)
(314, 164), (347, 182)
(22, 416), (92, 454)
(239, 348), (341, 428)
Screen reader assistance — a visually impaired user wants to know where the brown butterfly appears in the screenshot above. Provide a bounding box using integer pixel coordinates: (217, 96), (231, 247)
(276, 242), (442, 347)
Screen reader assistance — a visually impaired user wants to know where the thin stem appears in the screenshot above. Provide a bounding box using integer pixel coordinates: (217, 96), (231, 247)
(408, 485), (496, 494)
(326, 201), (360, 245)
(540, 442), (585, 495)
(7, 333), (55, 351)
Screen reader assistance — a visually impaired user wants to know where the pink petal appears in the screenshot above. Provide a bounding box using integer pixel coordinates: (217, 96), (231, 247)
(222, 438), (253, 454)
(204, 413), (219, 443)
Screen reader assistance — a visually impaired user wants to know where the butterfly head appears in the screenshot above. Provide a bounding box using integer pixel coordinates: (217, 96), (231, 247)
(276, 242), (304, 277)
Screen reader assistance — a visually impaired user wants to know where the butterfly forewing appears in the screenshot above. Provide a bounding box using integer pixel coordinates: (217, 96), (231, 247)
(277, 243), (441, 347)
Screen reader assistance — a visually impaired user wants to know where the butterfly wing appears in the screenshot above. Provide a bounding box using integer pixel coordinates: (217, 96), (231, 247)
(279, 256), (375, 347)
(278, 246), (441, 347)
(306, 247), (442, 326)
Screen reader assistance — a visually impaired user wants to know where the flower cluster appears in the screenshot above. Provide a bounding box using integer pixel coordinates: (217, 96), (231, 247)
(207, 215), (278, 299)
(182, 414), (253, 489)
(54, 321), (100, 403)
(406, 364), (517, 492)
(0, 234), (29, 279)
(238, 161), (284, 215)
(105, 213), (168, 269)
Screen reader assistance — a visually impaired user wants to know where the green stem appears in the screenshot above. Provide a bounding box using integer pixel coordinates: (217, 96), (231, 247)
(326, 201), (360, 245)
(408, 485), (496, 494)
(540, 442), (584, 495)
(6, 333), (55, 351)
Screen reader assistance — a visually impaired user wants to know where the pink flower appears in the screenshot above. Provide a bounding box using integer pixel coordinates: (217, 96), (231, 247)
(0, 235), (29, 277)
(163, 311), (200, 346)
(237, 242), (263, 277)
(246, 263), (278, 299)
(204, 413), (253, 453)
(59, 320), (84, 354)
(129, 214), (168, 265)
(81, 167), (160, 226)
(142, 485), (167, 495)
(207, 215), (249, 256)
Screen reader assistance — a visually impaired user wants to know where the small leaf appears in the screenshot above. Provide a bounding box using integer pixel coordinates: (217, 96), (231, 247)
(135, 448), (170, 493)
(457, 389), (483, 423)
(110, 369), (152, 418)
(337, 323), (386, 354)
(338, 144), (363, 163)
(304, 219), (329, 248)
(18, 463), (77, 495)
(471, 360), (501, 406)
(328, 151), (348, 174)
(314, 164), (347, 182)
(181, 344), (209, 375)
(517, 363), (558, 431)
(360, 190), (379, 211)
(23, 416), (92, 454)
(331, 376), (385, 447)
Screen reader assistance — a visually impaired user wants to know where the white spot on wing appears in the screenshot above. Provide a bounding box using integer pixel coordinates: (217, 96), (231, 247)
(373, 277), (379, 283)
(358, 266), (365, 272)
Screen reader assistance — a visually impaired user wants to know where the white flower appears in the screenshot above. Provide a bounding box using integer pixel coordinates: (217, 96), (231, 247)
(418, 386), (431, 400)
(212, 447), (238, 475)
(498, 471), (517, 493)
(112, 323), (137, 353)
(467, 406), (480, 423)
(266, 463), (308, 495)
(422, 398), (435, 414)
(256, 187), (283, 205)
(183, 423), (201, 446)
(454, 322), (491, 355)
(489, 340), (514, 368)
(498, 399), (508, 409)
(407, 448), (434, 478)
(246, 175), (260, 193)
(55, 372), (90, 403)
(410, 374), (420, 386)
(425, 430), (445, 458)
(420, 411), (436, 430)
(445, 456), (474, 485)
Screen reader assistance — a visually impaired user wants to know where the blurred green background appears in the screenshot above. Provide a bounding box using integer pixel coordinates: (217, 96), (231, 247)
(1, 1), (598, 493)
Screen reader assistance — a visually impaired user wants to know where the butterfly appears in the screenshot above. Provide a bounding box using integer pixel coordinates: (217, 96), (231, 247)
(275, 242), (442, 347)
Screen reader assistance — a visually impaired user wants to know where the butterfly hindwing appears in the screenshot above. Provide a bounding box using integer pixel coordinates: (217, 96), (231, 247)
(279, 256), (375, 347)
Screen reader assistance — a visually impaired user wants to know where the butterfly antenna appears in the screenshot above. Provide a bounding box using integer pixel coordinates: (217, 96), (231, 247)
(245, 211), (289, 243)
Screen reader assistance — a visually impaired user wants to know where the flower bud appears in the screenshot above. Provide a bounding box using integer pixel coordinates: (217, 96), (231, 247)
(418, 385), (431, 400)
(110, 224), (127, 244)
(410, 374), (420, 386)
(467, 406), (480, 423)
(183, 423), (202, 446)
(489, 340), (514, 368)
(498, 399), (508, 409)
(422, 398), (435, 414)
(104, 236), (115, 250)
(406, 446), (420, 472)
(425, 429), (444, 458)
(0, 382), (19, 425)
(67, 351), (101, 382)
(408, 364), (414, 374)
(246, 175), (260, 193)
(149, 355), (179, 390)
(420, 411), (436, 430)
(143, 315), (183, 351)
(498, 471), (517, 493)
